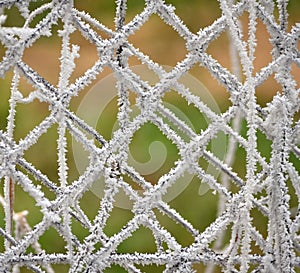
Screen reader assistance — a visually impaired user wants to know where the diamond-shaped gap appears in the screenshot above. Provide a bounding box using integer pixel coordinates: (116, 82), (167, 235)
(131, 59), (230, 121)
(205, 29), (233, 74)
(125, 63), (215, 145)
(165, 0), (222, 33)
(22, 24), (101, 93)
(103, 207), (134, 238)
(128, 13), (188, 66)
(123, 63), (184, 118)
(117, 226), (157, 254)
(78, 188), (101, 220)
(189, 65), (232, 113)
(160, 90), (209, 142)
(22, 30), (61, 85)
(168, 176), (218, 233)
(256, 73), (283, 108)
(159, 170), (197, 206)
(70, 188), (101, 243)
(74, 1), (115, 29)
(153, 207), (194, 247)
(129, 121), (179, 184)
(38, 225), (67, 254)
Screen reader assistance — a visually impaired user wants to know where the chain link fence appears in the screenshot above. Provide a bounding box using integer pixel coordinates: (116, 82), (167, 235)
(0, 0), (299, 272)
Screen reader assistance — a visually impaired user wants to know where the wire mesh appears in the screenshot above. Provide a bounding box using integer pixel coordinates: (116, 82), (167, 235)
(0, 0), (299, 272)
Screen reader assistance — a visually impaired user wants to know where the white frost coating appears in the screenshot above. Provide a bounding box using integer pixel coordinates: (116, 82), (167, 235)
(0, 0), (299, 272)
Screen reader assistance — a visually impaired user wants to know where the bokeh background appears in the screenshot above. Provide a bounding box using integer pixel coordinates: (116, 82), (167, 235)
(0, 1), (299, 272)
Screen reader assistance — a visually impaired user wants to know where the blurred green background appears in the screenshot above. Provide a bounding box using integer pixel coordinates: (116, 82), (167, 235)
(0, 1), (299, 272)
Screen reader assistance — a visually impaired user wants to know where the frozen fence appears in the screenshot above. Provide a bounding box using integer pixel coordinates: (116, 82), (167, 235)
(0, 0), (299, 272)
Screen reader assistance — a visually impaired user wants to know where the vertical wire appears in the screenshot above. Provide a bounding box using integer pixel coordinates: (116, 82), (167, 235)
(4, 70), (20, 251)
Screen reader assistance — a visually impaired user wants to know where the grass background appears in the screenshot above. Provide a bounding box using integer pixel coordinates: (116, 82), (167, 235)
(0, 1), (299, 272)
